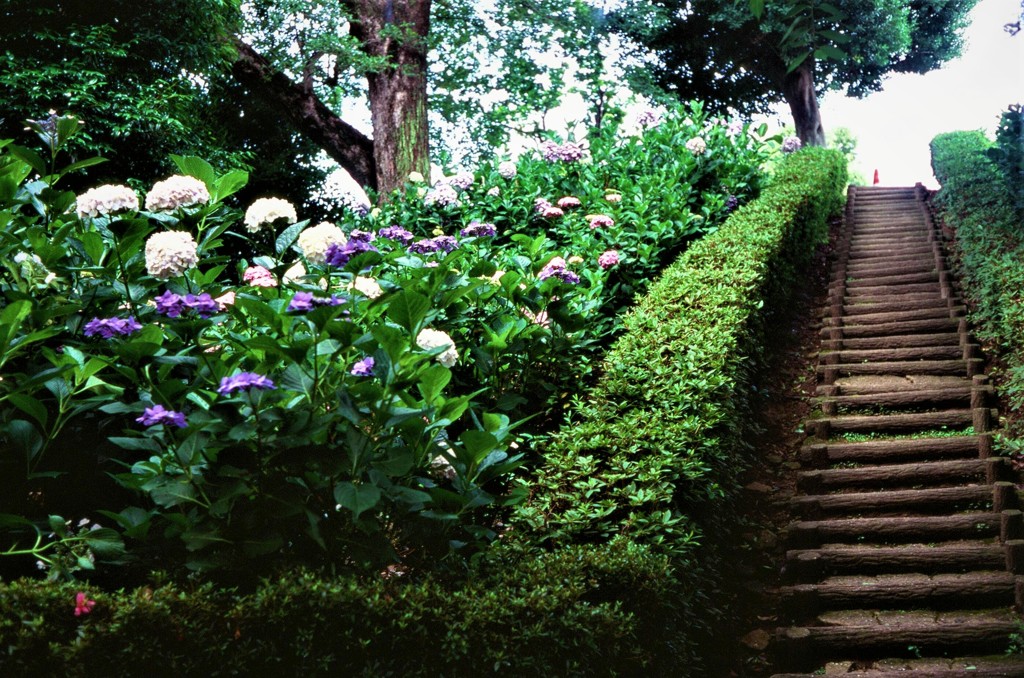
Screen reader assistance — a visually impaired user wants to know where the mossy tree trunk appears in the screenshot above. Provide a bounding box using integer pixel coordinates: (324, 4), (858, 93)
(350, 0), (431, 200)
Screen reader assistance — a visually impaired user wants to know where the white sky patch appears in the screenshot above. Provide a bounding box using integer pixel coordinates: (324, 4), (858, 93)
(809, 0), (1022, 187)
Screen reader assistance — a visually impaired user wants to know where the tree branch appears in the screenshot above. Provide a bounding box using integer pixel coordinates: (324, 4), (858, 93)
(229, 36), (377, 192)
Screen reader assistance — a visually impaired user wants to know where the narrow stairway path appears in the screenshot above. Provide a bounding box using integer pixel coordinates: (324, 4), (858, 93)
(769, 185), (1024, 676)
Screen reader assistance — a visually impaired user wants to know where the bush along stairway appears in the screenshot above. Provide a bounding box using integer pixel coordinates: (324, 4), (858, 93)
(770, 185), (1024, 676)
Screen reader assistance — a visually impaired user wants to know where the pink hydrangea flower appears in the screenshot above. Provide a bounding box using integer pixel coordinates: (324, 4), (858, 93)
(242, 265), (277, 288)
(588, 214), (615, 229)
(542, 206), (565, 218)
(557, 196), (581, 209)
(598, 250), (620, 269)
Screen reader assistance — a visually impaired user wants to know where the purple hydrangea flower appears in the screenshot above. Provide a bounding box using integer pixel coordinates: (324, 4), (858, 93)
(288, 292), (347, 312)
(154, 290), (186, 318)
(460, 221), (497, 238)
(217, 372), (275, 396)
(350, 356), (375, 377)
(183, 292), (219, 318)
(725, 195), (740, 212)
(432, 235), (459, 253)
(136, 404), (187, 428)
(782, 136), (802, 153)
(288, 291), (315, 312)
(378, 225), (414, 244)
(409, 238), (441, 254)
(324, 239), (379, 267)
(83, 316), (143, 338)
(538, 257), (580, 284)
(349, 229), (375, 244)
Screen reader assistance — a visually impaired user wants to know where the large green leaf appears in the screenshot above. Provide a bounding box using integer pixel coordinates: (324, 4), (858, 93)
(333, 481), (381, 520)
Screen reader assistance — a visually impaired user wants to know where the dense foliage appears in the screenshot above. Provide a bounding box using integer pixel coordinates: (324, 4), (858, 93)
(0, 105), (770, 581)
(930, 127), (1024, 446)
(0, 146), (847, 676)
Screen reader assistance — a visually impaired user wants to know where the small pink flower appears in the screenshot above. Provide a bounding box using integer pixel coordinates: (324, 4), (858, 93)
(74, 592), (96, 617)
(588, 214), (614, 229)
(214, 290), (236, 310)
(598, 250), (620, 269)
(542, 206), (564, 218)
(557, 196), (581, 209)
(242, 265), (277, 288)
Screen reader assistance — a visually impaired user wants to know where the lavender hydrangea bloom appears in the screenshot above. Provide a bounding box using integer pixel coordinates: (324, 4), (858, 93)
(350, 356), (375, 377)
(349, 229), (375, 244)
(183, 293), (219, 318)
(782, 136), (802, 153)
(432, 235), (459, 253)
(136, 404), (187, 428)
(541, 141), (586, 163)
(378, 225), (414, 244)
(154, 290), (186, 318)
(409, 235), (459, 254)
(217, 372), (275, 396)
(324, 239), (378, 267)
(83, 316), (143, 338)
(443, 172), (475, 190)
(725, 195), (740, 212)
(423, 184), (460, 207)
(460, 221), (497, 238)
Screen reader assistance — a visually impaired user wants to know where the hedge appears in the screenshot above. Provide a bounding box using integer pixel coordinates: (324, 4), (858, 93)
(0, 148), (847, 676)
(930, 130), (1024, 442)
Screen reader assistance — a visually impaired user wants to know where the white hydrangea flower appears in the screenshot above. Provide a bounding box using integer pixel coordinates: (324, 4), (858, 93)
(497, 161), (517, 179)
(486, 186), (500, 197)
(442, 171), (474, 190)
(145, 230), (198, 279)
(244, 197), (298, 233)
(349, 276), (383, 299)
(297, 221), (347, 264)
(282, 261), (307, 285)
(416, 328), (458, 368)
(76, 184), (139, 218)
(686, 137), (707, 156)
(144, 175), (210, 211)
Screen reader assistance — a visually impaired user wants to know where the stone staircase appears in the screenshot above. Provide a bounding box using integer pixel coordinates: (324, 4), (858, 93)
(769, 185), (1024, 676)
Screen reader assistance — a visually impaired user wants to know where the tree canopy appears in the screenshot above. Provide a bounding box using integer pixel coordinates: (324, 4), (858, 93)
(609, 0), (979, 144)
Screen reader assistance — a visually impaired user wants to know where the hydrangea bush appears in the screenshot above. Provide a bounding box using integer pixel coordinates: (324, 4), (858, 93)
(0, 104), (771, 579)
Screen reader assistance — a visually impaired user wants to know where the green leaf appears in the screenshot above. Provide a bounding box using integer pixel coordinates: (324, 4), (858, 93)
(212, 169), (248, 202)
(80, 231), (105, 264)
(7, 145), (45, 175)
(814, 45), (846, 62)
(7, 394), (47, 429)
(59, 156), (108, 176)
(108, 436), (164, 453)
(386, 290), (431, 333)
(748, 0), (765, 19)
(785, 51), (811, 74)
(170, 155), (217, 191)
(416, 363), (451, 403)
(4, 419), (43, 465)
(275, 219), (308, 256)
(333, 481), (381, 520)
(459, 430), (499, 465)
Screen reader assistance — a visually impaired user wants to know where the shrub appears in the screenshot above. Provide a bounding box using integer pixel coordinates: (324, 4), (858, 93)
(931, 130), (1024, 440)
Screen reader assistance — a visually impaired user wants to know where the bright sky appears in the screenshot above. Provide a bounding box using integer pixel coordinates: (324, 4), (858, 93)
(776, 0), (1023, 187)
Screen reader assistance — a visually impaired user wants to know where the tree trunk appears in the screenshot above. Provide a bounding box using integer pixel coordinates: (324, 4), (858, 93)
(350, 0), (432, 199)
(782, 57), (826, 146)
(230, 38), (377, 192)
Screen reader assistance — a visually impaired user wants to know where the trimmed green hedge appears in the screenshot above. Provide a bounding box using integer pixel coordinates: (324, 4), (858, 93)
(931, 130), (1024, 441)
(0, 148), (847, 676)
